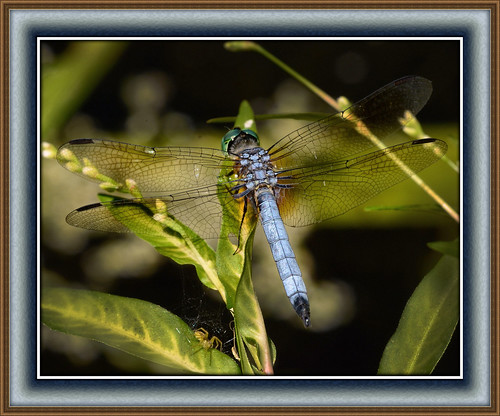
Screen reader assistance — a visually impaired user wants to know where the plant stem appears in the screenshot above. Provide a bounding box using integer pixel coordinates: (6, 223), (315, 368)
(226, 41), (459, 223)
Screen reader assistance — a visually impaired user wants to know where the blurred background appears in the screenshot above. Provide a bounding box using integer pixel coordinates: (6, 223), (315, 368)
(41, 40), (459, 376)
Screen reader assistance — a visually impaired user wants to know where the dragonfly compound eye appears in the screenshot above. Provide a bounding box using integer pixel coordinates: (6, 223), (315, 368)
(221, 128), (242, 153)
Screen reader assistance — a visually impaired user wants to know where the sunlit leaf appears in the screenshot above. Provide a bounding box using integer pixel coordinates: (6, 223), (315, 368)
(378, 251), (459, 375)
(42, 287), (241, 375)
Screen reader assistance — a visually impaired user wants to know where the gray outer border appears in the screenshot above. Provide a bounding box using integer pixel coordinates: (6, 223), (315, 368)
(11, 9), (487, 407)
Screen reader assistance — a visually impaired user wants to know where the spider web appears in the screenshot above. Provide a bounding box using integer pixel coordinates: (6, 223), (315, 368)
(172, 271), (235, 355)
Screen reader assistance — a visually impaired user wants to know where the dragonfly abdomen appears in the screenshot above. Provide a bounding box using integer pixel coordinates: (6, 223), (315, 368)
(256, 188), (311, 327)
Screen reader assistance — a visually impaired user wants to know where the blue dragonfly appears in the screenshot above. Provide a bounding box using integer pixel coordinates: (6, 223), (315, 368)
(56, 76), (447, 328)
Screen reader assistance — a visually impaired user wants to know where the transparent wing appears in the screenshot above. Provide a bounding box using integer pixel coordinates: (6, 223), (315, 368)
(57, 139), (232, 193)
(275, 138), (448, 227)
(268, 76), (433, 170)
(57, 77), (439, 237)
(57, 139), (257, 239)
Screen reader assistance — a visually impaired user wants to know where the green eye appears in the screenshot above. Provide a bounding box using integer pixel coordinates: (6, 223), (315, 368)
(221, 128), (241, 152)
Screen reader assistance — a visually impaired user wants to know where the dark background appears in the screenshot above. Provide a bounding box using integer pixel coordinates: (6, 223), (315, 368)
(45, 40), (460, 131)
(41, 40), (460, 376)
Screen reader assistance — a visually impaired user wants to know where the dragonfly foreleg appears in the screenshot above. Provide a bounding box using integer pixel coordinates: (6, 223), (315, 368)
(232, 197), (249, 255)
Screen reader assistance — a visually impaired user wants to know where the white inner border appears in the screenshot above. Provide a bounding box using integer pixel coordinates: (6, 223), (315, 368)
(37, 36), (464, 381)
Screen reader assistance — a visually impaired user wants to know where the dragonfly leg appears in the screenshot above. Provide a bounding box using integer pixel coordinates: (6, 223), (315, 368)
(232, 198), (249, 255)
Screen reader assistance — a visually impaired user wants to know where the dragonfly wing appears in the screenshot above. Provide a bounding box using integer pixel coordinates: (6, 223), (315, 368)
(66, 199), (178, 234)
(277, 138), (448, 227)
(268, 76), (433, 169)
(57, 139), (231, 193)
(58, 139), (261, 241)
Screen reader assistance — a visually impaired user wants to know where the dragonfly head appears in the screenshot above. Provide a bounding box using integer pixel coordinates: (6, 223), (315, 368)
(221, 128), (260, 155)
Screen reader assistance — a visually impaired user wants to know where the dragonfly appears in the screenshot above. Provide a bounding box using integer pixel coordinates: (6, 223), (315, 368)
(56, 76), (448, 328)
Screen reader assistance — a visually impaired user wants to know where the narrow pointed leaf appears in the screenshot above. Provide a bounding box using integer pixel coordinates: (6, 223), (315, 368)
(215, 100), (274, 375)
(215, 99), (259, 308)
(378, 252), (459, 375)
(233, 254), (275, 375)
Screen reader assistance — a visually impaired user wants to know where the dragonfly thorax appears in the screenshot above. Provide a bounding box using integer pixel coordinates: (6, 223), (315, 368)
(231, 147), (278, 199)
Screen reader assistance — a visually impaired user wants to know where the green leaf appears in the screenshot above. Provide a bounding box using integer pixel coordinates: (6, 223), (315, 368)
(233, 254), (275, 375)
(42, 287), (241, 375)
(215, 100), (274, 375)
(378, 252), (459, 375)
(234, 99), (258, 131)
(96, 194), (224, 298)
(215, 99), (259, 308)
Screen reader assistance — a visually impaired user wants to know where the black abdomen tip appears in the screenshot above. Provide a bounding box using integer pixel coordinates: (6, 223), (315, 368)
(294, 299), (311, 328)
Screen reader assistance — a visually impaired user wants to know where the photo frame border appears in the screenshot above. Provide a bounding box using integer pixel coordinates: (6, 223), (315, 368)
(2, 3), (494, 413)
